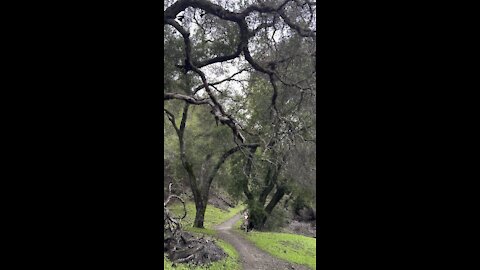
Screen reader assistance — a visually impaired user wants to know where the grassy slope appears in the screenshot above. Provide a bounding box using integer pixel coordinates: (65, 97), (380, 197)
(234, 219), (316, 270)
(170, 202), (244, 235)
(165, 202), (245, 270)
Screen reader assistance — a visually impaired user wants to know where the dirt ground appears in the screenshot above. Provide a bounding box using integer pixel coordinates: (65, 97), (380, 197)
(214, 214), (310, 270)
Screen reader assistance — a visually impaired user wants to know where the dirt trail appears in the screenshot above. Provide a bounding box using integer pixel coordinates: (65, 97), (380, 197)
(214, 214), (310, 270)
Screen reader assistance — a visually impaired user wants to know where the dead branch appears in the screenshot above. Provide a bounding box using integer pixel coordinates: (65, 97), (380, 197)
(163, 182), (227, 265)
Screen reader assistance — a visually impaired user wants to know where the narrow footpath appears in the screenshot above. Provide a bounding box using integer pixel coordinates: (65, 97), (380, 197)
(214, 214), (310, 270)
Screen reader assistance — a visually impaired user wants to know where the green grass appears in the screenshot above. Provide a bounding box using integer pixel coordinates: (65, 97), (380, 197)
(238, 230), (316, 270)
(230, 206), (316, 269)
(169, 202), (244, 231)
(165, 202), (245, 269)
(233, 218), (243, 231)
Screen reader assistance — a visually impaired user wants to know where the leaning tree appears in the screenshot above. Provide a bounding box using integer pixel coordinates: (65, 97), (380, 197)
(163, 0), (316, 228)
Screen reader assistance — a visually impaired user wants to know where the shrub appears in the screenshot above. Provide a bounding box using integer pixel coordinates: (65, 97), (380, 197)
(263, 206), (288, 231)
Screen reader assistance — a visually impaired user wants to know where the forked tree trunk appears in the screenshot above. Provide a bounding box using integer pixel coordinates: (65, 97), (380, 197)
(166, 100), (260, 229)
(249, 186), (287, 230)
(243, 155), (289, 230)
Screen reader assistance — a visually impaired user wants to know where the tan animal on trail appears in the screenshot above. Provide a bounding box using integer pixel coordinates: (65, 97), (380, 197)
(243, 210), (249, 233)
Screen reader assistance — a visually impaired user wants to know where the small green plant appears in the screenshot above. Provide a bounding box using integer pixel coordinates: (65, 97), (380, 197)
(262, 206), (287, 231)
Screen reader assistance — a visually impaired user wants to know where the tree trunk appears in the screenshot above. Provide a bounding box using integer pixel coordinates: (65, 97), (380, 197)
(246, 199), (267, 230)
(265, 186), (286, 214)
(193, 198), (207, 228)
(258, 167), (274, 205)
(256, 186), (287, 229)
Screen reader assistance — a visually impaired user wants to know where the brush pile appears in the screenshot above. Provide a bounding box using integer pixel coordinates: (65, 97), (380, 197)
(164, 183), (226, 265)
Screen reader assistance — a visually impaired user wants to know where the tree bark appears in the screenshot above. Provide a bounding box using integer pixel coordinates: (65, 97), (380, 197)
(258, 166), (277, 205)
(256, 186), (287, 229)
(242, 147), (257, 201)
(193, 198), (207, 228)
(265, 186), (286, 215)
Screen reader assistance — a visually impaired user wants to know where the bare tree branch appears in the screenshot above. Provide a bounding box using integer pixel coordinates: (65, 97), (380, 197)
(164, 0), (316, 145)
(164, 92), (211, 104)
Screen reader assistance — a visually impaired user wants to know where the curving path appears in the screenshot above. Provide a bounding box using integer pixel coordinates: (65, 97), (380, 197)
(214, 214), (310, 270)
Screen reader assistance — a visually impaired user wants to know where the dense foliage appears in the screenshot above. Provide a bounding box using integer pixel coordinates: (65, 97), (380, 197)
(164, 0), (316, 229)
